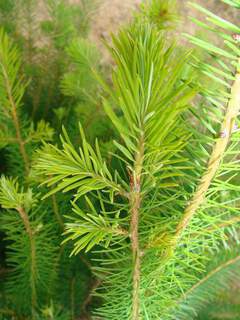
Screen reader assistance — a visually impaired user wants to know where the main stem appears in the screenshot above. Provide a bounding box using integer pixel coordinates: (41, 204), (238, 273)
(175, 61), (240, 240)
(17, 207), (37, 317)
(130, 133), (144, 320)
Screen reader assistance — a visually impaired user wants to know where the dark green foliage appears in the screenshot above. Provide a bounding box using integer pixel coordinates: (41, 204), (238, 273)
(54, 248), (92, 318)
(0, 177), (57, 316)
(0, 1), (103, 318)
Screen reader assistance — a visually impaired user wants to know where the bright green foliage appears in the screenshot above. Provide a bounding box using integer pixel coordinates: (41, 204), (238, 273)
(171, 0), (240, 317)
(103, 24), (196, 181)
(222, 0), (240, 7)
(35, 1), (240, 319)
(36, 22), (197, 319)
(36, 126), (126, 201)
(63, 199), (129, 255)
(0, 28), (27, 114)
(0, 176), (34, 209)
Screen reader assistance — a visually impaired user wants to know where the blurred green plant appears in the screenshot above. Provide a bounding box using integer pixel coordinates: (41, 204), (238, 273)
(0, 1), (100, 318)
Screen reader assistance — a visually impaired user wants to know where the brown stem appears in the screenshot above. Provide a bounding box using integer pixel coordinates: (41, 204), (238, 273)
(17, 207), (37, 317)
(79, 254), (92, 271)
(81, 278), (102, 320)
(130, 133), (144, 320)
(0, 267), (10, 276)
(175, 64), (240, 240)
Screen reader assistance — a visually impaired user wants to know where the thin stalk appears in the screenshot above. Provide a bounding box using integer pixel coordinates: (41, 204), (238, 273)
(17, 206), (37, 318)
(130, 133), (144, 320)
(175, 61), (240, 240)
(51, 193), (64, 229)
(70, 277), (75, 320)
(81, 278), (102, 320)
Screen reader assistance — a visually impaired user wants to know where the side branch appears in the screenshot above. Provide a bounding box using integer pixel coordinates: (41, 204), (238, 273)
(176, 62), (240, 240)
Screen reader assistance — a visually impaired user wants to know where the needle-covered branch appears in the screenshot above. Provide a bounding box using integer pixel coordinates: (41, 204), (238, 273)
(35, 125), (129, 201)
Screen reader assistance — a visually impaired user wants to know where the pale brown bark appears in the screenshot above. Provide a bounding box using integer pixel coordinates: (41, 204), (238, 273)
(130, 133), (144, 320)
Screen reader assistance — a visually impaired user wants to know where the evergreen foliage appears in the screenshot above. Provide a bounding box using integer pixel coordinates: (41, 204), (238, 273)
(35, 1), (240, 319)
(1, 0), (240, 319)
